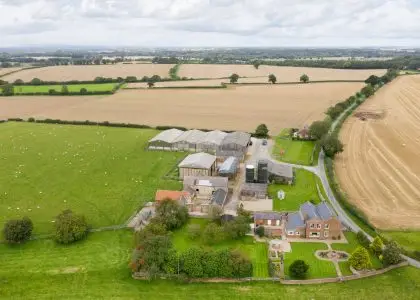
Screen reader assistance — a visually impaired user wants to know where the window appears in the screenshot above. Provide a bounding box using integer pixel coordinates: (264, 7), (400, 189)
(324, 231), (329, 238)
(276, 220), (280, 226)
(295, 231), (300, 236)
(317, 224), (321, 229)
(325, 224), (330, 229)
(288, 231), (294, 235)
(310, 232), (320, 237)
(267, 220), (272, 225)
(310, 224), (315, 229)
(196, 189), (199, 192)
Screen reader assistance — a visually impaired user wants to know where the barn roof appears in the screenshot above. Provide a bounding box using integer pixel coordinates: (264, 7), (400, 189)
(173, 129), (207, 144)
(183, 176), (228, 191)
(178, 152), (216, 169)
(240, 182), (268, 193)
(268, 163), (294, 179)
(211, 189), (227, 206)
(149, 129), (184, 144)
(221, 131), (251, 147)
(218, 156), (239, 174)
(201, 130), (227, 146)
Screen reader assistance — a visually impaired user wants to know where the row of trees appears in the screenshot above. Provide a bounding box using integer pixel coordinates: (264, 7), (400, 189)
(2, 210), (89, 245)
(228, 73), (309, 84)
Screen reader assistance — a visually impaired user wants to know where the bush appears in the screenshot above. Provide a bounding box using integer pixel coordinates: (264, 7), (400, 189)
(370, 236), (384, 256)
(254, 123), (269, 138)
(181, 248), (205, 278)
(300, 74), (309, 83)
(349, 246), (372, 270)
(361, 84), (375, 98)
(155, 199), (189, 230)
(187, 224), (201, 240)
(289, 260), (309, 279)
(223, 216), (250, 240)
(357, 231), (371, 249)
(255, 225), (265, 237)
(382, 241), (403, 266)
(3, 217), (33, 243)
(54, 210), (89, 244)
(28, 117), (35, 122)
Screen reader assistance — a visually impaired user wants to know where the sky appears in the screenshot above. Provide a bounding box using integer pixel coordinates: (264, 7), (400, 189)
(0, 0), (419, 48)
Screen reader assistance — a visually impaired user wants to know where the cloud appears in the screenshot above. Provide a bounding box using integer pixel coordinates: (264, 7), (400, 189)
(0, 0), (419, 47)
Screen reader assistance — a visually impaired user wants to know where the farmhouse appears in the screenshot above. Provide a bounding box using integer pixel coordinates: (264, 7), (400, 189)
(286, 201), (341, 240)
(178, 152), (217, 179)
(254, 212), (284, 237)
(217, 131), (251, 159)
(182, 176), (229, 213)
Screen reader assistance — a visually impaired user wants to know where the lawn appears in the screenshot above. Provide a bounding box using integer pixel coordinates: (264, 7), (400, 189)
(284, 242), (337, 279)
(270, 169), (323, 211)
(172, 218), (269, 277)
(332, 231), (383, 275)
(0, 122), (184, 234)
(1, 230), (420, 299)
(10, 83), (117, 94)
(380, 231), (420, 252)
(272, 129), (316, 166)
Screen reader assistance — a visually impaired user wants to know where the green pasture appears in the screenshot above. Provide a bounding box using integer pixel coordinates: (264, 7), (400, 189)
(10, 83), (117, 94)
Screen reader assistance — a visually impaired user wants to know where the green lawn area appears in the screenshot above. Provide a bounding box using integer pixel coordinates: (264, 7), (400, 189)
(332, 232), (383, 275)
(11, 83), (117, 94)
(172, 218), (269, 277)
(0, 122), (184, 234)
(272, 129), (316, 166)
(284, 242), (337, 279)
(380, 231), (420, 252)
(1, 230), (420, 299)
(270, 169), (323, 211)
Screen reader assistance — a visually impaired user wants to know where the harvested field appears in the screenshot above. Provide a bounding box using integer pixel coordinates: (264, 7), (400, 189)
(0, 82), (363, 133)
(178, 64), (386, 81)
(0, 67), (23, 77)
(126, 79), (225, 88)
(336, 75), (420, 229)
(2, 64), (173, 82)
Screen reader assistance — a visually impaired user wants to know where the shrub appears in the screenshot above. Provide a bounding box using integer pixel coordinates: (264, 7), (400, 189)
(255, 225), (265, 237)
(357, 231), (371, 248)
(2, 84), (14, 96)
(61, 85), (69, 95)
(361, 84), (375, 98)
(54, 210), (89, 244)
(268, 74), (277, 84)
(3, 217), (33, 243)
(181, 248), (205, 278)
(349, 246), (372, 270)
(187, 224), (201, 240)
(223, 216), (250, 240)
(289, 260), (309, 279)
(382, 241), (403, 266)
(370, 236), (384, 256)
(155, 199), (189, 230)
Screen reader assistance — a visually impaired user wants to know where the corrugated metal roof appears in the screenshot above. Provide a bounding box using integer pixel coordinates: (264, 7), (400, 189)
(221, 131), (251, 147)
(201, 130), (227, 146)
(240, 182), (268, 193)
(218, 156), (239, 174)
(173, 129), (207, 144)
(178, 152), (216, 169)
(149, 129), (184, 144)
(268, 162), (294, 179)
(183, 176), (228, 191)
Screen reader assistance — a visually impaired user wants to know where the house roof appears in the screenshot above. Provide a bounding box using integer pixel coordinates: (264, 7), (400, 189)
(286, 212), (305, 230)
(254, 212), (283, 220)
(178, 152), (216, 169)
(183, 176), (228, 191)
(315, 202), (336, 220)
(221, 131), (251, 147)
(300, 201), (336, 221)
(218, 156), (239, 174)
(211, 189), (227, 206)
(149, 129), (184, 144)
(155, 190), (190, 202)
(268, 162), (294, 179)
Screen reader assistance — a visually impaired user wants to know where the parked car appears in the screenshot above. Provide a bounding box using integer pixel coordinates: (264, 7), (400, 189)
(262, 139), (267, 145)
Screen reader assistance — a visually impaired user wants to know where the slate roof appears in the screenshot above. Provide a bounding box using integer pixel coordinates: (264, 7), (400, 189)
(211, 189), (227, 206)
(300, 202), (319, 220)
(316, 202), (335, 220)
(254, 212), (283, 220)
(240, 182), (268, 193)
(178, 152), (216, 169)
(286, 212), (305, 230)
(286, 201), (337, 230)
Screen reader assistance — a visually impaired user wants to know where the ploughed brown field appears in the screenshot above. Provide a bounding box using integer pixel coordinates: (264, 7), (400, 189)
(0, 82), (363, 133)
(336, 75), (420, 229)
(178, 64), (386, 81)
(1, 64), (173, 82)
(0, 67), (22, 77)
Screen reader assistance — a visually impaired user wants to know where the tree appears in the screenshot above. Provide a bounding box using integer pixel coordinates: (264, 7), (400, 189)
(125, 76), (137, 82)
(54, 210), (89, 244)
(326, 105), (344, 120)
(147, 81), (155, 88)
(2, 84), (14, 96)
(289, 260), (309, 279)
(61, 85), (69, 95)
(150, 75), (162, 82)
(203, 223), (224, 245)
(320, 134), (344, 158)
(349, 246), (372, 270)
(253, 61), (261, 69)
(255, 123), (269, 138)
(356, 231), (371, 249)
(31, 78), (43, 85)
(370, 236), (384, 256)
(365, 75), (381, 86)
(229, 73), (239, 84)
(255, 225), (265, 237)
(361, 84), (375, 98)
(208, 205), (223, 224)
(80, 88), (88, 95)
(155, 199), (189, 230)
(222, 216), (250, 240)
(142, 234), (172, 275)
(300, 74), (309, 83)
(187, 224), (201, 240)
(3, 217), (33, 243)
(14, 79), (24, 85)
(268, 74), (277, 84)
(309, 120), (330, 140)
(382, 241), (403, 266)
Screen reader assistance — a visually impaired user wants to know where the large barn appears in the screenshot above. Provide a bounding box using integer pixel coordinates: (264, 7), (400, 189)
(178, 152), (217, 179)
(148, 128), (184, 150)
(217, 131), (251, 159)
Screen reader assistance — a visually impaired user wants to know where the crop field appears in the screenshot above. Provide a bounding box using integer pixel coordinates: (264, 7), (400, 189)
(11, 83), (117, 94)
(335, 75), (420, 229)
(126, 79), (226, 88)
(0, 82), (363, 133)
(1, 230), (420, 299)
(178, 64), (386, 81)
(0, 122), (183, 234)
(0, 67), (23, 77)
(1, 64), (173, 82)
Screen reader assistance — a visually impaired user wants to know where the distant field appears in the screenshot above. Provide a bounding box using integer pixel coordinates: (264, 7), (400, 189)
(178, 64), (386, 81)
(11, 83), (117, 94)
(0, 122), (183, 234)
(126, 79), (226, 88)
(0, 67), (23, 77)
(2, 64), (173, 82)
(0, 82), (363, 133)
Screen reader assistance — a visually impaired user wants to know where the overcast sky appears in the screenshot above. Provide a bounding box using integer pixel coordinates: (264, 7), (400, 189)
(0, 0), (419, 48)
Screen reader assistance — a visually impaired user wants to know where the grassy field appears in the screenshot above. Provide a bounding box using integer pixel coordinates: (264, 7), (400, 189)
(0, 122), (184, 234)
(10, 83), (117, 94)
(172, 218), (269, 277)
(1, 230), (420, 299)
(270, 169), (323, 211)
(284, 242), (337, 279)
(380, 231), (420, 251)
(332, 232), (383, 275)
(272, 129), (316, 165)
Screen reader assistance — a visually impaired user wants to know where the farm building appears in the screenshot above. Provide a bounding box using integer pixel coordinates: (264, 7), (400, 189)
(148, 128), (184, 150)
(217, 131), (251, 159)
(173, 129), (208, 151)
(197, 130), (227, 153)
(240, 182), (268, 200)
(268, 163), (294, 184)
(178, 152), (217, 179)
(154, 190), (191, 204)
(218, 156), (239, 178)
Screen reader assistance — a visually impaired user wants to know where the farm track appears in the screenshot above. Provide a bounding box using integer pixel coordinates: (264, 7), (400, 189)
(335, 75), (420, 229)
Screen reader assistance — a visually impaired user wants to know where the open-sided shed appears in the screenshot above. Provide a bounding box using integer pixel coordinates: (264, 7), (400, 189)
(148, 129), (184, 149)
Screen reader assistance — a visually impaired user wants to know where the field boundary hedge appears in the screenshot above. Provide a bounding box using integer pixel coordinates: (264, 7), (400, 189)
(124, 84), (227, 90)
(228, 79), (365, 86)
(0, 66), (44, 79)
